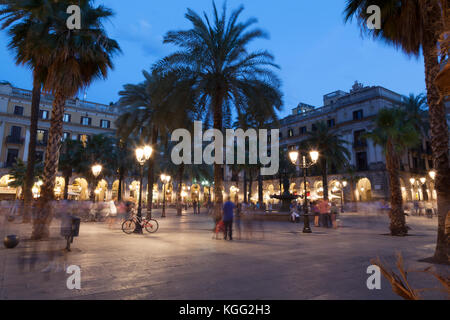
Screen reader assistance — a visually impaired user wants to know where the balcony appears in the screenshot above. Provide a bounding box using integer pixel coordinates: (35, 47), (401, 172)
(6, 136), (24, 145)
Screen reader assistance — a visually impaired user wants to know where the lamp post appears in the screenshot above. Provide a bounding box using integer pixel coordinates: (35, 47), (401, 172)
(91, 164), (102, 202)
(339, 181), (347, 213)
(288, 150), (319, 233)
(161, 174), (171, 218)
(134, 145), (153, 234)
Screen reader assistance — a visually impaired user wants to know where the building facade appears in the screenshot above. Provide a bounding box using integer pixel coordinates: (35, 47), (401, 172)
(0, 83), (118, 199)
(223, 82), (448, 205)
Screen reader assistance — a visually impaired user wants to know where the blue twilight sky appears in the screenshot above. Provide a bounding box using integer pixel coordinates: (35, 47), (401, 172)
(0, 0), (425, 118)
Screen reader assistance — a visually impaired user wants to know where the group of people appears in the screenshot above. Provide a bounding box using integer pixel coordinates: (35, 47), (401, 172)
(213, 198), (265, 241)
(290, 199), (340, 229)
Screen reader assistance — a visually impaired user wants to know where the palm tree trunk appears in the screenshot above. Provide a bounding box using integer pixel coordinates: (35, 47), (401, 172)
(213, 90), (224, 216)
(31, 92), (66, 240)
(321, 158), (329, 200)
(63, 172), (71, 200)
(176, 164), (184, 216)
(23, 75), (41, 223)
(421, 0), (450, 262)
(118, 166), (124, 202)
(243, 170), (248, 203)
(258, 172), (263, 207)
(386, 139), (407, 236)
(146, 127), (158, 219)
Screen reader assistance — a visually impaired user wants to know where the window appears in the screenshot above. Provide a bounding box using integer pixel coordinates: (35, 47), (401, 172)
(267, 135), (271, 143)
(311, 124), (317, 132)
(63, 114), (71, 123)
(353, 109), (364, 121)
(6, 149), (19, 167)
(36, 129), (48, 145)
(299, 126), (307, 135)
(100, 119), (111, 129)
(36, 151), (44, 163)
(354, 130), (367, 147)
(63, 132), (71, 141)
(78, 134), (90, 146)
(14, 106), (24, 116)
(11, 126), (21, 138)
(356, 152), (368, 171)
(327, 119), (335, 128)
(39, 110), (50, 120)
(288, 129), (294, 137)
(81, 116), (92, 126)
(413, 157), (418, 169)
(279, 132), (283, 139)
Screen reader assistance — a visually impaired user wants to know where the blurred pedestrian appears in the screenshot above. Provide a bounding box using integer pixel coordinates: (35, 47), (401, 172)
(223, 197), (235, 240)
(330, 201), (339, 229)
(311, 201), (320, 227)
(318, 199), (331, 228)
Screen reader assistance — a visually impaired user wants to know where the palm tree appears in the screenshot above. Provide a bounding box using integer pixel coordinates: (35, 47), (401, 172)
(344, 0), (449, 263)
(117, 70), (193, 218)
(58, 139), (83, 200)
(0, 0), (52, 220)
(8, 158), (43, 194)
(28, 0), (120, 239)
(302, 122), (350, 201)
(365, 108), (420, 236)
(155, 2), (282, 214)
(402, 93), (429, 136)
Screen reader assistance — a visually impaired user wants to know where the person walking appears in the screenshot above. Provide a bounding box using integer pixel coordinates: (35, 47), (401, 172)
(223, 197), (235, 240)
(318, 199), (331, 228)
(193, 200), (198, 215)
(311, 201), (320, 227)
(330, 201), (339, 229)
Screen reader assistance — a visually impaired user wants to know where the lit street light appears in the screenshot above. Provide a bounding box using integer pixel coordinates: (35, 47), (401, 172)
(161, 174), (171, 218)
(134, 145), (153, 234)
(288, 149), (319, 233)
(91, 164), (102, 202)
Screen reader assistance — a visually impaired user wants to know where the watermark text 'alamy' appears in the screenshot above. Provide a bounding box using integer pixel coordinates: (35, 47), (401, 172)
(171, 122), (279, 176)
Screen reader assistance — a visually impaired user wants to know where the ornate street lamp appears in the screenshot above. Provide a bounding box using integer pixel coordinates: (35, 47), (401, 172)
(338, 180), (347, 213)
(160, 174), (171, 218)
(134, 145), (153, 234)
(288, 149), (319, 233)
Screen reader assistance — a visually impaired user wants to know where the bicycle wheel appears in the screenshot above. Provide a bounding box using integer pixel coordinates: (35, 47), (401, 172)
(122, 219), (136, 234)
(145, 219), (159, 233)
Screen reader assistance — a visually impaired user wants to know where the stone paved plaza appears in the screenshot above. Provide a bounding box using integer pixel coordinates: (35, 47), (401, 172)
(0, 209), (448, 300)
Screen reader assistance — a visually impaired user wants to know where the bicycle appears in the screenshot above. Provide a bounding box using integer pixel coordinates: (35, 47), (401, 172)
(121, 215), (159, 234)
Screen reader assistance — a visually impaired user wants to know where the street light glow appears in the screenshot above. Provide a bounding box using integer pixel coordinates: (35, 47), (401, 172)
(429, 170), (436, 180)
(92, 164), (102, 178)
(288, 150), (299, 165)
(309, 150), (319, 162)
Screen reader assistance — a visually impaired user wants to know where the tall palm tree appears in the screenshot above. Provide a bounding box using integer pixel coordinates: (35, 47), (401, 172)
(117, 70), (192, 218)
(302, 122), (351, 201)
(365, 108), (421, 236)
(0, 0), (52, 221)
(344, 0), (449, 263)
(28, 0), (120, 239)
(155, 2), (282, 214)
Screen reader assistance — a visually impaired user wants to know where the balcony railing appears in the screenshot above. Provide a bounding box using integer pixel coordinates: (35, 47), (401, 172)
(6, 136), (24, 145)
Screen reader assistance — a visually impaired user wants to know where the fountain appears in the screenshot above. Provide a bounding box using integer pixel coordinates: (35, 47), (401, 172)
(270, 176), (299, 212)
